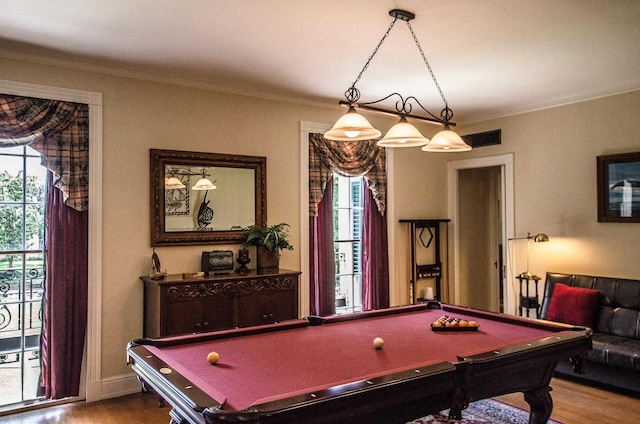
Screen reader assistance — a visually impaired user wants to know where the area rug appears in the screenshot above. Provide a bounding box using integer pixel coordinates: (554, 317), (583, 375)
(407, 398), (563, 424)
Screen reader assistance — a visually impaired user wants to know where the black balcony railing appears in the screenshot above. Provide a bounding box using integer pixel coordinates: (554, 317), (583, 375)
(0, 267), (44, 365)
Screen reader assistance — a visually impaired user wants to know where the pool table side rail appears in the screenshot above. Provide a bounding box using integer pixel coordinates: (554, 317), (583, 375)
(316, 302), (591, 334)
(440, 304), (592, 332)
(242, 361), (458, 423)
(314, 303), (428, 324)
(456, 325), (592, 413)
(130, 319), (310, 348)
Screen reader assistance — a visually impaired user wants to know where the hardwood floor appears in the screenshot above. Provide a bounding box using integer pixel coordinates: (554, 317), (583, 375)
(497, 377), (640, 424)
(1, 377), (638, 423)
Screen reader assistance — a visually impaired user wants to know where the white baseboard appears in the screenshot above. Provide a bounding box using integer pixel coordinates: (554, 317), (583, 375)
(98, 373), (143, 400)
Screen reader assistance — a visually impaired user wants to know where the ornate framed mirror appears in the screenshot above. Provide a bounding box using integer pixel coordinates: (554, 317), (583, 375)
(150, 149), (266, 246)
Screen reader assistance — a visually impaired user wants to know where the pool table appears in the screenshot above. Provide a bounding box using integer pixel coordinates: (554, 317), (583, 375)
(127, 303), (591, 424)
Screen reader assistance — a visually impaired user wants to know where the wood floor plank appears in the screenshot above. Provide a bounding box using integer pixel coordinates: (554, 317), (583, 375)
(497, 377), (640, 424)
(2, 377), (638, 423)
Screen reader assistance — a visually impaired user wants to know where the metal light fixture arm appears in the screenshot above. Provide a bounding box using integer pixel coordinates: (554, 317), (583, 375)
(340, 9), (455, 127)
(343, 15), (399, 105)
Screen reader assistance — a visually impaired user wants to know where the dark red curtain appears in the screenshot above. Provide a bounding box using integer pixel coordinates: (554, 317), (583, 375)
(309, 176), (336, 316)
(362, 182), (389, 310)
(39, 172), (88, 398)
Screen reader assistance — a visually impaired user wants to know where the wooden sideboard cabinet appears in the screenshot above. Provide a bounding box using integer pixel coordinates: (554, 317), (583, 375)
(141, 269), (300, 338)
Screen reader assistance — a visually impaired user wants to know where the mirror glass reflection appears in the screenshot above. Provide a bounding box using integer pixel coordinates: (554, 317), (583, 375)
(164, 165), (256, 232)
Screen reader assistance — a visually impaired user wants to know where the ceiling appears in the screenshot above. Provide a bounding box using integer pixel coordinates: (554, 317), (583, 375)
(1, 0), (639, 124)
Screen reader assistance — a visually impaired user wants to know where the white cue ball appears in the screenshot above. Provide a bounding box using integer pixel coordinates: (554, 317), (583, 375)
(373, 337), (384, 349)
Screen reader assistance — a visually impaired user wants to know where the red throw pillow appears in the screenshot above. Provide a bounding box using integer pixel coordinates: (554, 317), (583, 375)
(545, 283), (600, 327)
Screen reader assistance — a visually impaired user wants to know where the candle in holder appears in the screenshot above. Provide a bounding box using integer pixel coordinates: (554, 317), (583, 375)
(426, 287), (434, 300)
(236, 249), (251, 274)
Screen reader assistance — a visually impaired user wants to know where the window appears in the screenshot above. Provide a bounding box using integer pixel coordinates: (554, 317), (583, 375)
(0, 145), (46, 406)
(333, 175), (363, 313)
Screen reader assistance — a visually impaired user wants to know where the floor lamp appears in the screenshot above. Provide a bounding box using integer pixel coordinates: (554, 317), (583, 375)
(509, 232), (549, 317)
(513, 232), (550, 280)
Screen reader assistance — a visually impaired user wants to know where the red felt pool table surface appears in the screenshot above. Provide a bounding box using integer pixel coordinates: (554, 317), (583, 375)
(127, 303), (591, 424)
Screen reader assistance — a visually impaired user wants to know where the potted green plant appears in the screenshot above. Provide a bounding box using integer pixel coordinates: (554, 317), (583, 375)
(242, 223), (293, 273)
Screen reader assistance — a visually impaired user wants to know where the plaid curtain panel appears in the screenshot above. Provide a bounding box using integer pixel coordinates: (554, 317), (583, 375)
(0, 94), (89, 211)
(309, 133), (386, 217)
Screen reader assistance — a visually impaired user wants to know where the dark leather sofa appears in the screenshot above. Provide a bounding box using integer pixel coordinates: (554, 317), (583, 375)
(540, 272), (640, 393)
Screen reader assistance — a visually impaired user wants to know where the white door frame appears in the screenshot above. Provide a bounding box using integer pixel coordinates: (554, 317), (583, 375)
(447, 154), (515, 315)
(0, 79), (103, 401)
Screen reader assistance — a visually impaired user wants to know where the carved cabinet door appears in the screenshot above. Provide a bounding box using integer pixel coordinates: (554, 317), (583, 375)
(236, 275), (298, 328)
(163, 283), (235, 336)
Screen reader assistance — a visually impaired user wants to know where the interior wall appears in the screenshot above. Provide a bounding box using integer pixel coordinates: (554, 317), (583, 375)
(457, 90), (640, 284)
(2, 51), (639, 397)
(390, 147), (449, 305)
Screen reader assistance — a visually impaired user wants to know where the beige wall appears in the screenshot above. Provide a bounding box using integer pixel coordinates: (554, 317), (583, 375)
(457, 90), (640, 283)
(1, 53), (639, 394)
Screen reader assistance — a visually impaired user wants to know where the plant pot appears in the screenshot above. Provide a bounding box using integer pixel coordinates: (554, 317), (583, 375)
(256, 245), (279, 273)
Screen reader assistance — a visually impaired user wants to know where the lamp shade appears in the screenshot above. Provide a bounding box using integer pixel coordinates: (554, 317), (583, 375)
(533, 233), (549, 242)
(192, 178), (217, 190)
(165, 176), (186, 190)
(421, 127), (471, 152)
(376, 117), (430, 147)
(324, 107), (382, 141)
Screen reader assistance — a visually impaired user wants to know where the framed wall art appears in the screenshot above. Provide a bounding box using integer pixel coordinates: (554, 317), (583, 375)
(597, 151), (640, 223)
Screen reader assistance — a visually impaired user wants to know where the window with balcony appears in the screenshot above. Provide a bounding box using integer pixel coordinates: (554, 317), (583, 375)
(0, 145), (46, 406)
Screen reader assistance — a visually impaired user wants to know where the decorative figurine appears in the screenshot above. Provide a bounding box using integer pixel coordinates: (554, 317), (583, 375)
(150, 248), (167, 279)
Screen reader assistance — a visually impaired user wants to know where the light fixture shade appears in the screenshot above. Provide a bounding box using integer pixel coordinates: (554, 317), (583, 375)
(192, 178), (217, 190)
(533, 233), (549, 242)
(165, 176), (185, 190)
(376, 117), (430, 147)
(324, 107), (382, 141)
(421, 127), (471, 152)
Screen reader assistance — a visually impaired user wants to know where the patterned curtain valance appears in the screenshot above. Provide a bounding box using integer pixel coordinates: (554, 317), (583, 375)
(0, 95), (89, 211)
(309, 133), (386, 217)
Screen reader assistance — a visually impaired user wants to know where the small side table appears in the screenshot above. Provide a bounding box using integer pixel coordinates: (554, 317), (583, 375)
(517, 274), (541, 318)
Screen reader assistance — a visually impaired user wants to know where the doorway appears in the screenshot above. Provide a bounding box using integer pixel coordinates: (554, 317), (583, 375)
(0, 80), (103, 408)
(458, 166), (502, 312)
(448, 154), (515, 315)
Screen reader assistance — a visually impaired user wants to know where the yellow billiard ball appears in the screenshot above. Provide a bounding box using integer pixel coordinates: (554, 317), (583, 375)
(207, 351), (220, 365)
(373, 337), (384, 349)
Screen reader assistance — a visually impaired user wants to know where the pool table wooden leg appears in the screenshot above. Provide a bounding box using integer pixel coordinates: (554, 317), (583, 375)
(449, 360), (472, 420)
(524, 386), (553, 424)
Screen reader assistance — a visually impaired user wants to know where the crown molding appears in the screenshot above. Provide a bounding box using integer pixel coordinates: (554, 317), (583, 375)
(0, 41), (335, 111)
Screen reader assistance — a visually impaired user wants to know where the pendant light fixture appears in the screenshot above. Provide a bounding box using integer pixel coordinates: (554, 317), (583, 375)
(323, 106), (382, 141)
(377, 116), (430, 147)
(421, 122), (471, 152)
(164, 167), (217, 190)
(325, 9), (471, 152)
(165, 176), (186, 189)
(192, 170), (217, 191)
